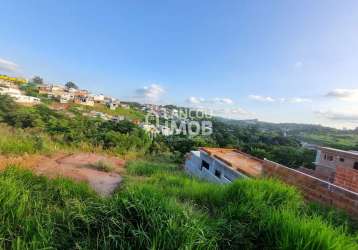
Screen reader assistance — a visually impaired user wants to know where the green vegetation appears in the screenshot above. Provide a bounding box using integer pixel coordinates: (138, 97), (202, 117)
(156, 120), (317, 169)
(0, 166), (216, 249)
(126, 160), (358, 250)
(78, 103), (145, 121)
(1, 161), (356, 249)
(0, 95), (150, 157)
(300, 132), (358, 150)
(88, 160), (114, 172)
(0, 124), (61, 155)
(1, 91), (358, 249)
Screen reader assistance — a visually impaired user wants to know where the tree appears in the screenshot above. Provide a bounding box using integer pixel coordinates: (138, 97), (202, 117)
(65, 81), (79, 89)
(0, 95), (18, 121)
(31, 76), (44, 85)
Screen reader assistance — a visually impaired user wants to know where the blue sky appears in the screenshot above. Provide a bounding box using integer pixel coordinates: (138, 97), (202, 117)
(1, 0), (358, 128)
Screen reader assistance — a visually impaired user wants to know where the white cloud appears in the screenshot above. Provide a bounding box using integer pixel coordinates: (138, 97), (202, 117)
(295, 61), (303, 68)
(315, 109), (358, 122)
(212, 107), (253, 117)
(186, 97), (234, 105)
(326, 89), (358, 102)
(289, 97), (312, 103)
(249, 95), (311, 104)
(135, 84), (165, 102)
(249, 95), (275, 102)
(0, 58), (19, 72)
(187, 96), (205, 104)
(213, 97), (234, 105)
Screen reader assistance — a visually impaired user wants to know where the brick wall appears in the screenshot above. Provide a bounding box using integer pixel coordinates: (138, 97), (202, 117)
(334, 166), (358, 193)
(262, 160), (358, 217)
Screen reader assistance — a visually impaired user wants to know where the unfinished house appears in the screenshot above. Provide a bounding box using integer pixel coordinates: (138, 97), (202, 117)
(313, 147), (358, 192)
(185, 147), (358, 217)
(185, 148), (263, 184)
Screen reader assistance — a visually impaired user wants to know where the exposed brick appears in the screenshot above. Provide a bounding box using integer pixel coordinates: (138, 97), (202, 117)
(261, 161), (358, 218)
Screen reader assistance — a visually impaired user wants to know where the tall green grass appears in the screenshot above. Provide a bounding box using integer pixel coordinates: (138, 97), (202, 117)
(126, 161), (358, 250)
(0, 162), (357, 249)
(0, 166), (217, 249)
(0, 124), (60, 155)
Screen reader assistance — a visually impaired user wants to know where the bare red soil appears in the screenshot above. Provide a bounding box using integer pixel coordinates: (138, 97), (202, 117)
(0, 153), (125, 196)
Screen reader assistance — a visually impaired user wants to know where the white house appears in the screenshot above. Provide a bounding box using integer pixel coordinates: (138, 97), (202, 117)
(158, 125), (173, 136)
(92, 94), (105, 103)
(0, 86), (22, 96)
(140, 124), (159, 135)
(12, 95), (41, 104)
(59, 92), (75, 103)
(0, 87), (40, 104)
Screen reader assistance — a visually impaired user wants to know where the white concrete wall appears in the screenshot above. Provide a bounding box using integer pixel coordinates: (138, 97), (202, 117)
(185, 151), (247, 184)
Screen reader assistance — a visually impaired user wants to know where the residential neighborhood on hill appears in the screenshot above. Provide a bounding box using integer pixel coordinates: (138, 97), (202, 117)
(1, 1), (358, 249)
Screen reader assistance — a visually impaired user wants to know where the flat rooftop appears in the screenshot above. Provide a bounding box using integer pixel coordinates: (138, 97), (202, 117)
(200, 147), (264, 177)
(319, 147), (358, 159)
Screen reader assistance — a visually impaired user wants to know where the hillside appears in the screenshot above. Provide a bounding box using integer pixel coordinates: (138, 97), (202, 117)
(1, 93), (358, 248)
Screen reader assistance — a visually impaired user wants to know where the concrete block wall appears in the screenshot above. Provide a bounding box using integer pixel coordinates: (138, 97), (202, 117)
(334, 166), (358, 193)
(262, 160), (358, 217)
(185, 150), (358, 217)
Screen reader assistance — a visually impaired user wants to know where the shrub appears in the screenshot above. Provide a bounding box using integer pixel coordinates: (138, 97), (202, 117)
(88, 160), (114, 172)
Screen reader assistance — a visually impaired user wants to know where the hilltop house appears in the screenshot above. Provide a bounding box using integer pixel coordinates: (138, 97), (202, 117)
(12, 95), (41, 104)
(111, 116), (125, 122)
(38, 84), (66, 98)
(106, 98), (120, 110)
(92, 94), (105, 103)
(74, 95), (94, 106)
(0, 86), (40, 104)
(0, 86), (22, 96)
(59, 92), (75, 103)
(140, 124), (159, 135)
(312, 147), (358, 192)
(0, 75), (27, 86)
(158, 125), (173, 136)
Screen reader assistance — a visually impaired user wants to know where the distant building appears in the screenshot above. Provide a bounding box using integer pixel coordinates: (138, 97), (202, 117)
(140, 124), (159, 135)
(74, 95), (94, 106)
(0, 86), (40, 104)
(185, 148), (261, 184)
(0, 86), (22, 96)
(106, 98), (121, 110)
(59, 93), (75, 103)
(313, 147), (358, 188)
(12, 95), (41, 104)
(38, 84), (66, 98)
(92, 94), (105, 103)
(185, 147), (358, 218)
(158, 125), (173, 136)
(0, 75), (27, 86)
(120, 103), (130, 109)
(38, 85), (51, 95)
(111, 116), (125, 122)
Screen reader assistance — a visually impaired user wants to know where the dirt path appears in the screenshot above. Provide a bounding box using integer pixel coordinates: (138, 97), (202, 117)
(0, 153), (126, 196)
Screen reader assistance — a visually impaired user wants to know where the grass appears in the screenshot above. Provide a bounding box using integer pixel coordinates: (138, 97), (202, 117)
(0, 161), (357, 249)
(0, 124), (60, 155)
(71, 103), (145, 121)
(88, 160), (115, 172)
(300, 132), (358, 150)
(126, 160), (179, 176)
(125, 161), (358, 250)
(0, 166), (217, 249)
(0, 123), (107, 157)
